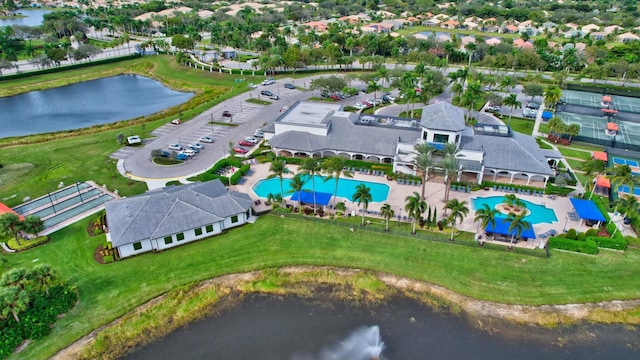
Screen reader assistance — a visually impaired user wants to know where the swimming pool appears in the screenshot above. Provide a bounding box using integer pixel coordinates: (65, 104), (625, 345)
(253, 175), (390, 202)
(472, 196), (558, 224)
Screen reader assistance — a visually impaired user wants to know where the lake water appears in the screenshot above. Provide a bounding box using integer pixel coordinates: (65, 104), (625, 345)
(121, 293), (640, 360)
(0, 9), (52, 27)
(0, 75), (193, 138)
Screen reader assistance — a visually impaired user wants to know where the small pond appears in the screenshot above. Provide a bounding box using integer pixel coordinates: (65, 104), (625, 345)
(0, 10), (52, 27)
(0, 75), (193, 138)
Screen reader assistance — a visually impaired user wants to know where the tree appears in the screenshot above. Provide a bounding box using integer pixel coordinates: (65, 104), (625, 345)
(474, 204), (499, 241)
(543, 85), (563, 111)
(0, 286), (29, 323)
(267, 160), (290, 207)
(0, 213), (23, 246)
(445, 199), (469, 241)
(405, 192), (427, 234)
(171, 34), (194, 51)
(298, 158), (322, 214)
(414, 143), (435, 200)
(439, 156), (460, 203)
(0, 268), (28, 290)
(566, 123), (580, 142)
(502, 93), (521, 126)
(26, 264), (58, 295)
(609, 165), (639, 195)
(461, 80), (483, 124)
(465, 42), (477, 67)
(21, 216), (44, 237)
(499, 76), (515, 92)
(322, 156), (352, 209)
(619, 195), (640, 219)
(506, 212), (531, 249)
(288, 174), (306, 209)
(352, 183), (372, 226)
(380, 203), (394, 232)
(366, 80), (382, 111)
(580, 159), (608, 199)
(503, 194), (526, 211)
(523, 83), (544, 102)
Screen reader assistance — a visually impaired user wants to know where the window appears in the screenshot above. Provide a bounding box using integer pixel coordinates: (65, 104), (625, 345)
(164, 236), (173, 245)
(133, 242), (142, 251)
(422, 131), (428, 140)
(176, 233), (185, 241)
(194, 228), (203, 236)
(206, 224), (214, 233)
(231, 215), (239, 223)
(433, 133), (449, 143)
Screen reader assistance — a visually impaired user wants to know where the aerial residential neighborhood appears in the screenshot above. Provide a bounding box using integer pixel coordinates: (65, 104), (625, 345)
(1, 0), (640, 359)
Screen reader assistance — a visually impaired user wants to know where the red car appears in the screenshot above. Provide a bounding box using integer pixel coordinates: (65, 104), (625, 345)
(222, 110), (232, 117)
(238, 140), (253, 147)
(233, 147), (248, 154)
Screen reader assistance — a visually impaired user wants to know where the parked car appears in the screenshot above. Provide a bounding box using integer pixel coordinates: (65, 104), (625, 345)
(187, 146), (201, 153)
(171, 118), (181, 125)
(159, 150), (170, 158)
(261, 78), (275, 86)
(248, 83), (258, 89)
(261, 90), (274, 97)
(168, 143), (182, 151)
(222, 110), (232, 117)
(284, 83), (295, 89)
(238, 140), (254, 147)
(182, 149), (197, 157)
(486, 104), (501, 113)
(189, 142), (204, 150)
(245, 137), (259, 144)
(200, 136), (214, 143)
(329, 94), (341, 101)
(269, 94), (280, 100)
(234, 147), (248, 154)
(254, 130), (264, 138)
(522, 108), (536, 118)
(526, 102), (540, 109)
(175, 153), (189, 161)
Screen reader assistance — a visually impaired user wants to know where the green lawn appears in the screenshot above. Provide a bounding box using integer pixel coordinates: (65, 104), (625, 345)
(557, 146), (592, 160)
(5, 214), (640, 360)
(566, 158), (586, 170)
(395, 26), (519, 40)
(507, 117), (535, 135)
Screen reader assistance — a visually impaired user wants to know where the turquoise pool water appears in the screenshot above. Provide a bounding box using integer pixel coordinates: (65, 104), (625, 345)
(253, 175), (390, 202)
(472, 196), (558, 224)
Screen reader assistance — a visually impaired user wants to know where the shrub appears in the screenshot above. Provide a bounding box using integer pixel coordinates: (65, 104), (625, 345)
(590, 236), (627, 251)
(103, 255), (114, 263)
(548, 237), (599, 255)
(585, 228), (598, 237)
(566, 228), (577, 240)
(576, 232), (586, 241)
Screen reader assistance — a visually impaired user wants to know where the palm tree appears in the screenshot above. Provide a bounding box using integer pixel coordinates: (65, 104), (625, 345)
(352, 183), (372, 226)
(502, 93), (521, 126)
(267, 160), (290, 206)
(0, 268), (28, 290)
(462, 80), (483, 124)
(0, 213), (23, 246)
(609, 165), (639, 195)
(465, 42), (477, 67)
(366, 80), (382, 111)
(499, 76), (515, 92)
(26, 264), (58, 295)
(288, 174), (306, 209)
(0, 287), (29, 323)
(380, 203), (395, 232)
(474, 204), (499, 238)
(506, 212), (530, 249)
(405, 192), (427, 234)
(21, 216), (44, 238)
(439, 156), (460, 203)
(503, 194), (526, 210)
(414, 143), (435, 200)
(619, 195), (640, 219)
(445, 199), (469, 241)
(544, 85), (563, 111)
(299, 158), (322, 213)
(580, 159), (608, 199)
(322, 156), (353, 209)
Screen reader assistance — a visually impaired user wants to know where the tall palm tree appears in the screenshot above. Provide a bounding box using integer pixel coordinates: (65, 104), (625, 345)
(21, 215), (44, 238)
(366, 80), (382, 111)
(267, 160), (290, 207)
(619, 195), (640, 219)
(405, 192), (427, 234)
(414, 143), (435, 200)
(0, 213), (23, 246)
(0, 287), (29, 323)
(580, 159), (608, 199)
(543, 85), (563, 111)
(462, 80), (483, 124)
(502, 93), (521, 126)
(322, 156), (353, 209)
(26, 264), (58, 295)
(445, 199), (469, 241)
(499, 76), (515, 92)
(609, 165), (639, 195)
(474, 204), (499, 236)
(288, 174), (306, 209)
(299, 158), (322, 213)
(503, 194), (526, 210)
(352, 183), (372, 226)
(506, 212), (530, 249)
(439, 156), (460, 203)
(380, 203), (395, 232)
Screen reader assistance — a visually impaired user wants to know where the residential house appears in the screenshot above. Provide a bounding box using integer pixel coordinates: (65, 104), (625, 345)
(502, 24), (519, 34)
(582, 23), (600, 33)
(105, 180), (254, 259)
(220, 47), (237, 59)
(512, 38), (534, 49)
(563, 29), (583, 38)
(423, 18), (441, 27)
(441, 19), (459, 29)
(541, 22), (557, 30)
(460, 36), (476, 48)
(618, 32), (640, 43)
(363, 23), (393, 33)
(485, 37), (502, 46)
(589, 31), (608, 41)
(518, 20), (539, 36)
(604, 25), (623, 34)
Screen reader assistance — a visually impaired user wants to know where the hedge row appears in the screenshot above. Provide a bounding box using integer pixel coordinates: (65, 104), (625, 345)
(591, 235), (627, 251)
(548, 237), (599, 255)
(229, 163), (250, 185)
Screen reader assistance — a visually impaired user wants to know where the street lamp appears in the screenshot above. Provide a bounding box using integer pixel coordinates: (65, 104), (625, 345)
(562, 216), (569, 233)
(398, 208), (402, 226)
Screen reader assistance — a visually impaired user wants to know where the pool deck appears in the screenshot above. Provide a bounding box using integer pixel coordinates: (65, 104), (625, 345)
(232, 163), (635, 249)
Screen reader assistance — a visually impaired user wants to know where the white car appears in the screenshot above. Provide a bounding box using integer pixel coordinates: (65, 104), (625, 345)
(168, 143), (182, 151)
(248, 83), (258, 89)
(253, 130), (264, 138)
(200, 136), (214, 143)
(261, 78), (275, 86)
(189, 142), (204, 150)
(245, 137), (259, 144)
(182, 149), (196, 157)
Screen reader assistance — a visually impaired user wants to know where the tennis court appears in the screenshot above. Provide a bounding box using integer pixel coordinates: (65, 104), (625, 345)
(556, 112), (636, 147)
(562, 90), (640, 115)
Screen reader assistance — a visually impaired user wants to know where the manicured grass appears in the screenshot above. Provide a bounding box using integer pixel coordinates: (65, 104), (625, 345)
(6, 214), (640, 360)
(557, 147), (592, 160)
(395, 26), (519, 40)
(507, 117), (535, 135)
(566, 158), (586, 170)
(538, 123), (549, 134)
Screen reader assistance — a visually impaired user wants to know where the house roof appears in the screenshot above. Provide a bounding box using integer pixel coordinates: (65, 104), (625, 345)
(0, 202), (22, 220)
(461, 131), (554, 176)
(618, 32), (640, 40)
(269, 114), (420, 157)
(419, 102), (466, 132)
(105, 180), (252, 247)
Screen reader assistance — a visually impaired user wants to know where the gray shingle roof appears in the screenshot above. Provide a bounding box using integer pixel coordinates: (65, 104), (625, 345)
(461, 132), (554, 176)
(269, 116), (420, 157)
(419, 102), (466, 132)
(105, 180), (252, 247)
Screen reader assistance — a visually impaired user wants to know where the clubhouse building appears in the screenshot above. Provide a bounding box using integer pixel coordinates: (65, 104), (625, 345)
(266, 101), (561, 186)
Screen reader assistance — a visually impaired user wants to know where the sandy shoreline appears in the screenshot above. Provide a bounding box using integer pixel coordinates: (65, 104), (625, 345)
(50, 266), (640, 359)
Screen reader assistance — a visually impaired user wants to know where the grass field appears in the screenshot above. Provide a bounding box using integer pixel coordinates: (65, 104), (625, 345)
(394, 26), (519, 40)
(508, 117), (535, 135)
(557, 146), (593, 160)
(5, 214), (640, 360)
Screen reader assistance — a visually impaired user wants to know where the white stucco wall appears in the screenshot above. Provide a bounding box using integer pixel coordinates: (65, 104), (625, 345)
(117, 239), (153, 258)
(275, 123), (328, 136)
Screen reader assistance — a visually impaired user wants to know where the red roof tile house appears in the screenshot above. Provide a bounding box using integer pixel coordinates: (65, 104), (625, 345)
(441, 19), (459, 29)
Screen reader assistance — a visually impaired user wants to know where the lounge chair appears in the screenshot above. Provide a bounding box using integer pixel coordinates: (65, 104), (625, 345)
(467, 186), (471, 193)
(548, 229), (558, 236)
(493, 185), (497, 191)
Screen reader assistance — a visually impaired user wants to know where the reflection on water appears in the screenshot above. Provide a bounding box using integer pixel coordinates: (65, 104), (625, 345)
(120, 293), (640, 360)
(0, 10), (51, 27)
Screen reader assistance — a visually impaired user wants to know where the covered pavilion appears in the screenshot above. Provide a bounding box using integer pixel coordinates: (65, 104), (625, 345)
(569, 198), (606, 226)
